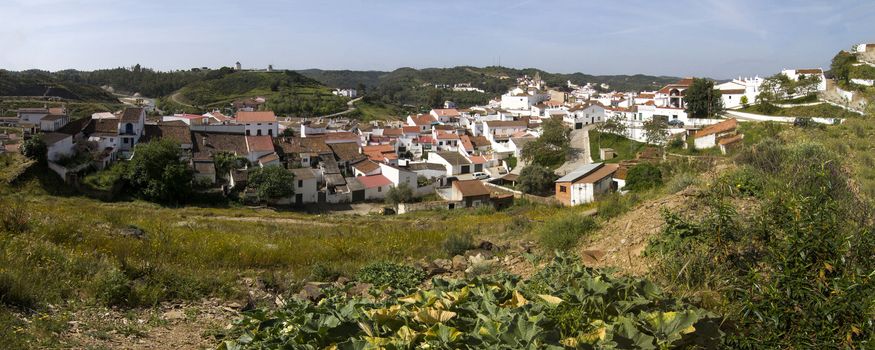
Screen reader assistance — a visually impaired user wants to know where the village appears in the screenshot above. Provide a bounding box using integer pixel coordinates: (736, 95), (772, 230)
(2, 46), (869, 213)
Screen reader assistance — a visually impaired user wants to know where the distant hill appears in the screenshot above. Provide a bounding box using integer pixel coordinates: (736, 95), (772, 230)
(0, 70), (119, 103)
(171, 69), (349, 117)
(297, 66), (680, 109)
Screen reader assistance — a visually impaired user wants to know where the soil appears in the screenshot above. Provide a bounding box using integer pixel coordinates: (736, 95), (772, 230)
(577, 186), (702, 276)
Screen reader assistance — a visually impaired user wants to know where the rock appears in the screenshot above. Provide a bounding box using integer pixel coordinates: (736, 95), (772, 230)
(425, 264), (449, 276)
(274, 295), (287, 308)
(163, 310), (185, 321)
(464, 249), (494, 260)
(297, 283), (326, 302)
(581, 250), (607, 265)
(451, 255), (468, 271)
(433, 258), (451, 270)
(476, 240), (495, 251)
(335, 276), (350, 285)
(119, 225), (146, 239)
(348, 282), (373, 297)
(225, 301), (242, 309)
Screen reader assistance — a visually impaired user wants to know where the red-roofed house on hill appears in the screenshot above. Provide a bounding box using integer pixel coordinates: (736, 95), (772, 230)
(236, 111), (278, 137)
(407, 114), (437, 133)
(430, 109), (461, 123)
(449, 179), (492, 208)
(655, 78), (694, 109)
(693, 118), (739, 150)
(353, 174), (393, 201)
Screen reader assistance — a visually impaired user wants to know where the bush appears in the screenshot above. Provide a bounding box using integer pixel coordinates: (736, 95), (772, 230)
(518, 164), (557, 195)
(442, 232), (474, 256)
(597, 192), (638, 220)
(665, 172), (700, 194)
(93, 268), (132, 307)
(309, 263), (341, 282)
(247, 166), (295, 203)
(624, 163), (663, 191)
(385, 183), (414, 206)
(0, 198), (29, 234)
(356, 262), (425, 291)
(537, 213), (599, 251)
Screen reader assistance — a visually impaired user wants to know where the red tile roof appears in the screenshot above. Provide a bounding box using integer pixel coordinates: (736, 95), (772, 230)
(357, 174), (392, 189)
(409, 114), (437, 126)
(246, 135), (275, 152)
(432, 109), (460, 117)
(453, 179), (490, 197)
(695, 119), (738, 138)
(236, 111), (277, 123)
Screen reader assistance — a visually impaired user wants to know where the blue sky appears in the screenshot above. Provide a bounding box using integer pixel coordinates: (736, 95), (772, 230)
(1, 0), (873, 78)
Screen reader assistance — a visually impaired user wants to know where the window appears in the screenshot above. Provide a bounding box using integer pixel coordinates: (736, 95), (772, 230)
(257, 129), (262, 136)
(560, 186), (567, 193)
(377, 187), (382, 192)
(298, 180), (303, 188)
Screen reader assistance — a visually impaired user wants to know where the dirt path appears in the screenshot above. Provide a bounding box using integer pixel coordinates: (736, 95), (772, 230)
(171, 92), (196, 108)
(322, 96), (363, 118)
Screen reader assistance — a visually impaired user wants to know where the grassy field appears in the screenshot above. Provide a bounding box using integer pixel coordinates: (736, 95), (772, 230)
(589, 130), (648, 163)
(739, 101), (860, 119)
(0, 163), (606, 347)
(353, 101), (406, 122)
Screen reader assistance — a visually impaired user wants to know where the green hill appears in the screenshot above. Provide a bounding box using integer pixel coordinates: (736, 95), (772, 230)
(0, 70), (119, 103)
(298, 66), (680, 109)
(171, 69), (349, 117)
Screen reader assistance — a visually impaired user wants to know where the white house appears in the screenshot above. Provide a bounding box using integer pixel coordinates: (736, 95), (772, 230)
(236, 111), (279, 137)
(428, 151), (473, 176)
(483, 120), (527, 143)
(118, 107), (146, 153)
(715, 76), (763, 109)
(379, 163), (418, 190)
(39, 114), (69, 132)
(555, 163), (619, 206)
(290, 168), (319, 205)
(693, 119), (738, 149)
(566, 104), (606, 129)
(351, 159), (382, 177)
(655, 78), (693, 109)
(44, 133), (74, 161)
(332, 89), (357, 98)
(354, 174), (393, 201)
(780, 69), (827, 92)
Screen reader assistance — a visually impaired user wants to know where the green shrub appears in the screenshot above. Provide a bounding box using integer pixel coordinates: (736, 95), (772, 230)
(597, 192), (635, 220)
(442, 232), (474, 256)
(624, 163), (663, 191)
(537, 213), (598, 251)
(0, 198), (29, 234)
(93, 268), (132, 307)
(309, 263), (342, 282)
(665, 172), (700, 194)
(356, 262), (425, 291)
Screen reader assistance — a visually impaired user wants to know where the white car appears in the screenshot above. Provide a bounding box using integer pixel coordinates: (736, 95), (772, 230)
(472, 172), (490, 180)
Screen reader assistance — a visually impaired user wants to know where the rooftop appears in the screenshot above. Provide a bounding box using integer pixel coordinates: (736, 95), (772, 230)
(356, 174), (392, 189)
(453, 179), (490, 197)
(236, 111), (277, 123)
(695, 119), (737, 138)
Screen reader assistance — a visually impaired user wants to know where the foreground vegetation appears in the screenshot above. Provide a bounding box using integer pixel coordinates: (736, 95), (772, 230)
(221, 254), (720, 349)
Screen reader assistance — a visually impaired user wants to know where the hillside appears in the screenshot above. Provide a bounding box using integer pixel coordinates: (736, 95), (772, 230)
(168, 70), (349, 117)
(0, 70), (119, 103)
(298, 66), (680, 110)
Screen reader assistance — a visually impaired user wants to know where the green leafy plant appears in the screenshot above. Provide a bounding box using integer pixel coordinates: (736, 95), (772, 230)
(356, 262), (425, 291)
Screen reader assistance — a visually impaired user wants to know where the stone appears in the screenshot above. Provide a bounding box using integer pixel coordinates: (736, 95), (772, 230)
(119, 225), (146, 239)
(297, 283), (326, 302)
(335, 276), (350, 285)
(433, 258), (452, 270)
(348, 282), (374, 297)
(581, 250), (607, 265)
(476, 240), (495, 251)
(163, 310), (185, 321)
(451, 255), (468, 271)
(464, 249), (494, 260)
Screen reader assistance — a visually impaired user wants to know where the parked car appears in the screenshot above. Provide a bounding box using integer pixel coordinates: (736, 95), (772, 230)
(667, 119), (685, 127)
(472, 172), (490, 180)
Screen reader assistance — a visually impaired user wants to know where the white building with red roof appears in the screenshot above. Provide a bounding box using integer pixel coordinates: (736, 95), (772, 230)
(235, 111), (278, 137)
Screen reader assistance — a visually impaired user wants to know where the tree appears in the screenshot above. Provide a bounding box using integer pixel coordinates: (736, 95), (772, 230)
(684, 78), (723, 118)
(795, 74), (821, 96)
(740, 95), (749, 108)
(20, 134), (47, 163)
(758, 74), (793, 103)
(518, 164), (558, 195)
(385, 184), (414, 206)
(642, 118), (669, 146)
(247, 166), (295, 203)
(624, 163), (662, 191)
(830, 51), (856, 84)
(213, 152), (248, 178)
(521, 118), (570, 168)
(124, 139), (192, 204)
(595, 116), (627, 149)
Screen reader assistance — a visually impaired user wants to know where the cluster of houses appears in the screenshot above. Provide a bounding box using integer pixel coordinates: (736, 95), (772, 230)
(6, 65), (797, 209)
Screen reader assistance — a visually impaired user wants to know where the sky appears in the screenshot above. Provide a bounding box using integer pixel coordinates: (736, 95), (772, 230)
(1, 0), (874, 79)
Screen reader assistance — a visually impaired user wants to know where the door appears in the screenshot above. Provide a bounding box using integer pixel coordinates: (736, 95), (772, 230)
(352, 190), (365, 202)
(295, 193), (303, 205)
